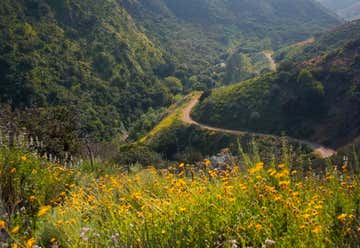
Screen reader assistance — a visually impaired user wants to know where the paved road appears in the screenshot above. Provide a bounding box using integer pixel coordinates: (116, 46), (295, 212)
(181, 94), (336, 158)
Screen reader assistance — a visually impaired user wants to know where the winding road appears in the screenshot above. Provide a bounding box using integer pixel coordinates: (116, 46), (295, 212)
(181, 94), (336, 159)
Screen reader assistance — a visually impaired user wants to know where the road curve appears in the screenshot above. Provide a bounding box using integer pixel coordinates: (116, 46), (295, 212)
(181, 94), (336, 159)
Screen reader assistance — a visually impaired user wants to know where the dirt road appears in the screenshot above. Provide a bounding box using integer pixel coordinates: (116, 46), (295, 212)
(181, 94), (336, 158)
(263, 51), (277, 71)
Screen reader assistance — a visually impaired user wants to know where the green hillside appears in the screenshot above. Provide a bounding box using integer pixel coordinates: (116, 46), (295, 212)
(0, 0), (341, 143)
(0, 0), (175, 140)
(276, 20), (360, 62)
(193, 21), (360, 148)
(124, 0), (340, 75)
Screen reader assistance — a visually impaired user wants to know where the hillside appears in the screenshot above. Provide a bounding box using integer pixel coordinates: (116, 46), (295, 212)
(276, 19), (360, 63)
(193, 21), (360, 148)
(318, 0), (360, 20)
(124, 0), (340, 76)
(0, 0), (174, 140)
(0, 0), (342, 146)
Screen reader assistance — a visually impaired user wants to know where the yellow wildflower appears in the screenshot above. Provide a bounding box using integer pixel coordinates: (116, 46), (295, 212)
(248, 162), (264, 174)
(12, 244), (19, 248)
(204, 159), (211, 167)
(337, 213), (347, 223)
(303, 214), (311, 220)
(239, 183), (247, 191)
(179, 163), (185, 168)
(291, 191), (299, 197)
(31, 169), (37, 175)
(274, 195), (282, 201)
(311, 225), (322, 234)
(267, 168), (277, 176)
(255, 224), (262, 232)
(265, 185), (276, 193)
(314, 205), (323, 210)
(37, 205), (51, 217)
(21, 155), (27, 161)
(11, 226), (20, 234)
(279, 181), (290, 188)
(278, 164), (286, 169)
(25, 238), (36, 248)
(256, 162), (264, 167)
(50, 238), (56, 243)
(179, 207), (187, 212)
(131, 192), (142, 200)
(10, 168), (16, 174)
(326, 175), (335, 180)
(0, 220), (6, 229)
(275, 169), (289, 179)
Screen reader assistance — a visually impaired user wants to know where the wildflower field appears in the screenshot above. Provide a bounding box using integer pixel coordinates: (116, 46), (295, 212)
(0, 147), (359, 247)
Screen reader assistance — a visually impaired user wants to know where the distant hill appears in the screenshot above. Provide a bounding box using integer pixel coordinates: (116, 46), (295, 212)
(318, 0), (360, 20)
(193, 21), (360, 148)
(124, 0), (340, 73)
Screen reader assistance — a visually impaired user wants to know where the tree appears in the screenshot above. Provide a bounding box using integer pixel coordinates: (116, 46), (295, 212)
(20, 106), (82, 161)
(296, 69), (326, 118)
(164, 76), (183, 94)
(297, 69), (324, 98)
(93, 52), (115, 79)
(297, 69), (314, 86)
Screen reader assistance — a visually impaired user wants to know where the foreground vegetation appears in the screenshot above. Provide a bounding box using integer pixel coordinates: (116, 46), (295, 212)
(0, 144), (359, 248)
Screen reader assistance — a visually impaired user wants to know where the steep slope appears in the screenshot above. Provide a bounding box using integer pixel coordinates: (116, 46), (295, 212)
(0, 0), (174, 140)
(124, 0), (340, 74)
(318, 0), (360, 20)
(193, 21), (360, 148)
(276, 20), (360, 62)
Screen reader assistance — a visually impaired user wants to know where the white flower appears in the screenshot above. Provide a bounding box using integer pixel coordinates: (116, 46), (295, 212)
(228, 240), (238, 248)
(265, 239), (276, 246)
(111, 233), (120, 247)
(80, 227), (91, 241)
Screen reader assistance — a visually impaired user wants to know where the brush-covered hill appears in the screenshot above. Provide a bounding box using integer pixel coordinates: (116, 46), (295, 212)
(276, 20), (360, 62)
(193, 21), (360, 148)
(123, 0), (340, 74)
(318, 0), (360, 20)
(0, 0), (176, 140)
